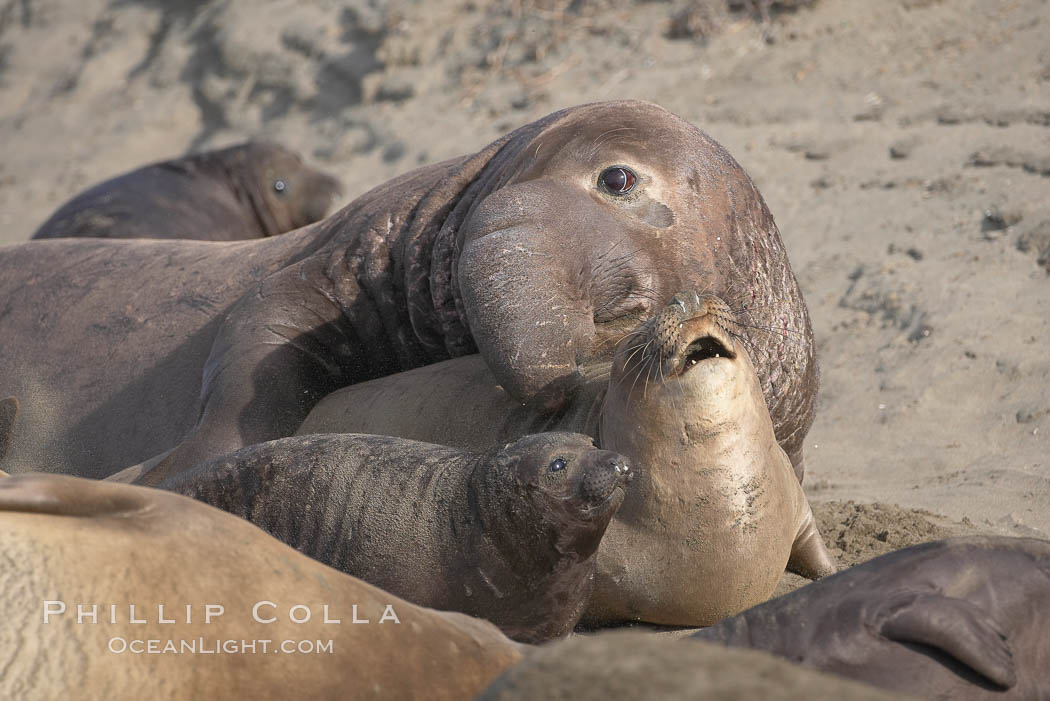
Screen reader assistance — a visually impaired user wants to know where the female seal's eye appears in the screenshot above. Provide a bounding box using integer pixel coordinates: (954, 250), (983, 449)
(549, 458), (567, 472)
(274, 180), (287, 193)
(598, 166), (636, 195)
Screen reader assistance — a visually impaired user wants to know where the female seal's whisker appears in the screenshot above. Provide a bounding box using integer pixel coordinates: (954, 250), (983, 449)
(619, 341), (654, 388)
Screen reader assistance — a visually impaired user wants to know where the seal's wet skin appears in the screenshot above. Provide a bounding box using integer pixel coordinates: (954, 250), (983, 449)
(693, 536), (1050, 700)
(157, 432), (632, 643)
(0, 101), (815, 486)
(31, 142), (343, 241)
(296, 292), (836, 627)
(0, 473), (524, 700)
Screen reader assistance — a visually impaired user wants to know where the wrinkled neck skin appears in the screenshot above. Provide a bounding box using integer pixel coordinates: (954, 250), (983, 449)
(590, 352), (808, 627)
(273, 126), (539, 376)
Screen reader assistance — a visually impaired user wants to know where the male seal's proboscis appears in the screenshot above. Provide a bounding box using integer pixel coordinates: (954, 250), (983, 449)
(31, 142), (343, 241)
(0, 473), (524, 700)
(154, 432), (632, 643)
(0, 101), (816, 485)
(297, 293), (836, 626)
(693, 536), (1050, 700)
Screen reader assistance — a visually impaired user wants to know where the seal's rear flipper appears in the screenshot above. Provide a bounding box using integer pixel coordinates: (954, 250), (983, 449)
(786, 506), (837, 579)
(879, 592), (1016, 690)
(0, 396), (19, 464)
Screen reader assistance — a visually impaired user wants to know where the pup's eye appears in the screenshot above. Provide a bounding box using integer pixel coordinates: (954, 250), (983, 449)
(274, 180), (287, 193)
(549, 458), (567, 472)
(598, 166), (636, 195)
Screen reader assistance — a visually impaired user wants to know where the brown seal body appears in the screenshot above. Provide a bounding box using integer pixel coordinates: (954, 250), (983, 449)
(0, 101), (814, 482)
(297, 293), (835, 626)
(156, 432), (632, 643)
(0, 472), (524, 700)
(693, 536), (1050, 700)
(477, 631), (910, 701)
(31, 142), (343, 241)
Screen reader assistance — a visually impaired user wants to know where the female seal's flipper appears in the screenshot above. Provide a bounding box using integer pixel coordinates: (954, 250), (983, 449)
(786, 504), (837, 580)
(0, 396), (18, 464)
(878, 591), (1017, 690)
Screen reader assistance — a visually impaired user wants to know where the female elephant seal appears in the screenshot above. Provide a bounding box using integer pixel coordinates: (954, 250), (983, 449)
(693, 536), (1050, 699)
(156, 432), (632, 643)
(31, 142), (343, 241)
(0, 101), (814, 482)
(0, 472), (524, 700)
(296, 293), (836, 626)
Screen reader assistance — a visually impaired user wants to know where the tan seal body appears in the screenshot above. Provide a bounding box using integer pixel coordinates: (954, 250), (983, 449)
(298, 293), (835, 626)
(31, 142), (343, 241)
(590, 292), (833, 625)
(0, 101), (814, 484)
(0, 473), (523, 700)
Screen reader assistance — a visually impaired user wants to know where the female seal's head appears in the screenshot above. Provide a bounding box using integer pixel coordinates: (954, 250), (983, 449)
(225, 142), (344, 234)
(610, 291), (744, 402)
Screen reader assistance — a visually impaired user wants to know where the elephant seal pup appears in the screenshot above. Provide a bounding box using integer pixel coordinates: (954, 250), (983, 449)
(297, 293), (836, 626)
(158, 432), (633, 643)
(0, 473), (524, 700)
(693, 536), (1050, 700)
(0, 100), (815, 483)
(31, 142), (343, 241)
(477, 631), (909, 701)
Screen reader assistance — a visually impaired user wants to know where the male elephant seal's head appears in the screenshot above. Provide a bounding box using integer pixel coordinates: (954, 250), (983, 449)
(222, 141), (344, 235)
(450, 100), (815, 475)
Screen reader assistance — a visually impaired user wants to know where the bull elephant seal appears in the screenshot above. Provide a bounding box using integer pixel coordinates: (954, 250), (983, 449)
(477, 631), (909, 701)
(693, 536), (1050, 699)
(0, 101), (814, 482)
(31, 142), (343, 241)
(157, 432), (632, 643)
(0, 472), (524, 700)
(297, 293), (836, 626)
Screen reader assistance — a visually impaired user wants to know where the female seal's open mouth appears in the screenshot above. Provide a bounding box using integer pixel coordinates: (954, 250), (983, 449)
(675, 327), (735, 377)
(682, 335), (733, 367)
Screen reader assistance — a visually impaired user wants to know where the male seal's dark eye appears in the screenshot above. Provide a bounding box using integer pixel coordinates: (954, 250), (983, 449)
(549, 458), (567, 472)
(598, 166), (636, 195)
(274, 180), (287, 193)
